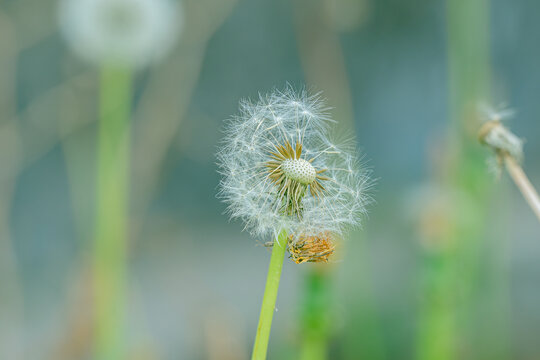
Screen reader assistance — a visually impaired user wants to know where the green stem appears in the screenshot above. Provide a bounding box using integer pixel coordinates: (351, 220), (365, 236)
(94, 66), (132, 360)
(252, 229), (289, 360)
(299, 267), (330, 360)
(417, 0), (496, 359)
(300, 335), (326, 360)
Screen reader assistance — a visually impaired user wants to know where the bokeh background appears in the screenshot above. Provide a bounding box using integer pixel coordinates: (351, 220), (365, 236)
(1, 0), (540, 359)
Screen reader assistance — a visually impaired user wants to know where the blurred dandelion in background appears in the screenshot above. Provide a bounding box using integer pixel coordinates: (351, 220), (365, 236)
(58, 0), (182, 68)
(57, 0), (183, 358)
(479, 104), (540, 223)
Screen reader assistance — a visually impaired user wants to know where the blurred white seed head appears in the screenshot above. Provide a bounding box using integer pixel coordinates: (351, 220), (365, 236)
(59, 0), (182, 68)
(478, 103), (524, 164)
(217, 87), (371, 243)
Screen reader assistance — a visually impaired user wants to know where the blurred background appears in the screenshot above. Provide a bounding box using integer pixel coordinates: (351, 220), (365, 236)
(1, 0), (540, 359)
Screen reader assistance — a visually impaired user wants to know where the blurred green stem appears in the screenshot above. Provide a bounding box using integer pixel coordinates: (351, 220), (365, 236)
(299, 267), (330, 360)
(417, 0), (493, 359)
(252, 230), (288, 360)
(94, 66), (132, 360)
(417, 249), (459, 360)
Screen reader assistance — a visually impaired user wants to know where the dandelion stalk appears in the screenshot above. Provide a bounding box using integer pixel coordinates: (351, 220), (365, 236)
(479, 117), (540, 223)
(504, 156), (540, 222)
(94, 66), (132, 360)
(252, 229), (288, 360)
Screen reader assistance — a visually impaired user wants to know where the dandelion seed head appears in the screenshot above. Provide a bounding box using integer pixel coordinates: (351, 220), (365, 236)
(478, 104), (524, 163)
(282, 158), (317, 185)
(59, 0), (181, 68)
(217, 87), (371, 243)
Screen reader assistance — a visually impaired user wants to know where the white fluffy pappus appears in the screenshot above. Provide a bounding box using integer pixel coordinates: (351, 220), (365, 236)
(59, 0), (182, 68)
(217, 88), (372, 243)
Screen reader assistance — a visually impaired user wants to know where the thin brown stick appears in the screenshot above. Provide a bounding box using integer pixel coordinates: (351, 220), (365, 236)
(504, 155), (540, 223)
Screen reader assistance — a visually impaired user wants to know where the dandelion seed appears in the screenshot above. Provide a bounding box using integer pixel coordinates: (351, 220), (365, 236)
(59, 0), (181, 68)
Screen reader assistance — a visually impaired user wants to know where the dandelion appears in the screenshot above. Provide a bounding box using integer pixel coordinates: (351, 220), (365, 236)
(478, 104), (540, 223)
(59, 0), (181, 68)
(59, 1), (181, 358)
(217, 87), (370, 360)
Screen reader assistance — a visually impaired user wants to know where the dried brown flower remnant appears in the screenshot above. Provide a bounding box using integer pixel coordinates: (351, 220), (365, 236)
(287, 233), (335, 264)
